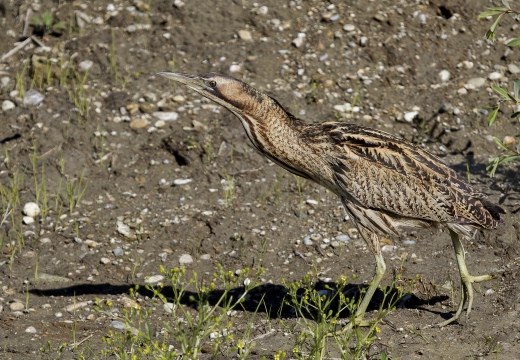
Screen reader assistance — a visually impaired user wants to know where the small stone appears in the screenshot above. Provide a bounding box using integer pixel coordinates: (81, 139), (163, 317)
(343, 24), (355, 32)
(111, 320), (127, 330)
(129, 118), (149, 129)
(484, 288), (495, 296)
(145, 275), (165, 284)
(23, 202), (40, 217)
(100, 257), (110, 264)
(503, 136), (516, 147)
(507, 64), (520, 74)
(292, 33), (306, 48)
(2, 100), (15, 111)
(39, 237), (51, 244)
(79, 60), (93, 72)
(172, 95), (185, 102)
(164, 302), (175, 314)
(303, 236), (313, 246)
(200, 254), (211, 260)
(179, 253), (193, 265)
(55, 312), (63, 318)
(462, 61), (474, 69)
(25, 326), (37, 334)
(305, 199), (318, 206)
(35, 273), (71, 283)
(229, 64), (242, 73)
(10, 302), (24, 311)
(23, 89), (45, 106)
(121, 297), (140, 308)
(457, 88), (468, 95)
(152, 111), (178, 121)
(402, 240), (416, 245)
(335, 234), (350, 242)
(113, 247), (124, 257)
(404, 111), (419, 122)
(64, 301), (89, 313)
(173, 179), (192, 185)
(465, 77), (486, 89)
(23, 216), (35, 225)
(238, 30), (253, 41)
(117, 221), (136, 239)
(438, 70), (450, 82)
(488, 72), (502, 81)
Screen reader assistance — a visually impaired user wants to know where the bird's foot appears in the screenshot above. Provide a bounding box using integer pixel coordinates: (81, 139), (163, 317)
(436, 272), (494, 327)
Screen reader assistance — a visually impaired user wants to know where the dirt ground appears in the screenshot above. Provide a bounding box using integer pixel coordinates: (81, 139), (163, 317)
(0, 0), (519, 359)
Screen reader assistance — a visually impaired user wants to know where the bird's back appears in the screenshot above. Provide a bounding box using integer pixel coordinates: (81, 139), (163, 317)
(298, 122), (504, 232)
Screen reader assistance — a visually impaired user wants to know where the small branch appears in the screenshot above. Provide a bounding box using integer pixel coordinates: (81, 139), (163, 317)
(0, 37), (32, 62)
(22, 8), (32, 37)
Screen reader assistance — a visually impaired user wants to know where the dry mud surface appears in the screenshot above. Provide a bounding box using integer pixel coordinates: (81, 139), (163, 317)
(0, 0), (519, 359)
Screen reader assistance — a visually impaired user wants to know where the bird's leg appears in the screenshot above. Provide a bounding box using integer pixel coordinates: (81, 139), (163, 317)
(347, 229), (386, 328)
(437, 229), (494, 327)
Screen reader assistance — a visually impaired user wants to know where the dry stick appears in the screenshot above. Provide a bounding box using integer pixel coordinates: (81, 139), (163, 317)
(0, 37), (32, 62)
(22, 8), (32, 37)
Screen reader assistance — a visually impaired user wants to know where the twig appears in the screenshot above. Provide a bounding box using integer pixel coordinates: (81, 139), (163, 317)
(68, 334), (93, 350)
(0, 37), (32, 62)
(30, 35), (50, 52)
(249, 328), (276, 343)
(22, 8), (32, 37)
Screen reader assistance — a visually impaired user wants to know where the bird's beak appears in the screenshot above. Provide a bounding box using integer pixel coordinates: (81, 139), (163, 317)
(157, 72), (203, 90)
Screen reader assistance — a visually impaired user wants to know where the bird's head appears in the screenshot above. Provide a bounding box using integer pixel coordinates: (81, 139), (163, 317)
(157, 72), (263, 115)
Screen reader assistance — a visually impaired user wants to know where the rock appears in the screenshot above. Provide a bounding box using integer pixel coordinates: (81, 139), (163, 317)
(129, 118), (149, 129)
(507, 63), (520, 74)
(164, 302), (175, 314)
(100, 257), (110, 264)
(25, 326), (37, 334)
(22, 216), (35, 225)
(64, 301), (89, 312)
(23, 202), (40, 217)
(335, 234), (350, 242)
(173, 179), (192, 185)
(10, 302), (25, 311)
(438, 70), (450, 82)
(79, 60), (93, 72)
(343, 24), (355, 32)
(305, 199), (318, 206)
(465, 77), (486, 89)
(488, 72), (502, 80)
(292, 33), (306, 48)
(117, 221), (136, 239)
(145, 275), (165, 284)
(2, 100), (15, 111)
(152, 111), (178, 121)
(113, 247), (124, 257)
(179, 253), (193, 265)
(404, 111), (419, 122)
(23, 90), (45, 106)
(229, 64), (242, 73)
(303, 236), (313, 246)
(503, 136), (516, 147)
(121, 297), (140, 308)
(238, 30), (252, 41)
(403, 240), (416, 245)
(35, 273), (71, 283)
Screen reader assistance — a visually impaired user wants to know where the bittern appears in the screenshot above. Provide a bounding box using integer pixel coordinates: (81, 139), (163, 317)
(158, 72), (504, 327)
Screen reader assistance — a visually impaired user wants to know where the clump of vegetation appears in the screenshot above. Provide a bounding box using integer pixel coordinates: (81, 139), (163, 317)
(478, 1), (520, 176)
(31, 11), (66, 37)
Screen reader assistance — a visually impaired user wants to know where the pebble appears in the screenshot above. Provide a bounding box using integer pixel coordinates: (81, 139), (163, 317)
(462, 61), (474, 69)
(39, 237), (51, 244)
(64, 301), (89, 312)
(238, 30), (252, 41)
(229, 64), (242, 73)
(305, 199), (318, 206)
(334, 103), (352, 113)
(55, 312), (63, 318)
(438, 70), (451, 82)
(23, 216), (35, 225)
(129, 118), (149, 129)
(145, 275), (164, 284)
(292, 33), (306, 48)
(117, 221), (136, 239)
(35, 273), (71, 283)
(200, 254), (211, 260)
(507, 63), (520, 74)
(100, 257), (110, 264)
(164, 302), (175, 314)
(303, 236), (313, 246)
(113, 247), (124, 257)
(2, 100), (15, 111)
(335, 234), (350, 242)
(23, 89), (45, 106)
(23, 202), (40, 217)
(10, 302), (25, 311)
(25, 326), (37, 334)
(465, 77), (486, 89)
(488, 72), (502, 80)
(503, 136), (516, 147)
(152, 111), (178, 121)
(343, 24), (355, 32)
(173, 178), (192, 185)
(121, 297), (140, 308)
(402, 240), (416, 245)
(404, 111), (419, 122)
(79, 60), (93, 72)
(179, 253), (193, 265)
(1, 76), (10, 87)
(484, 288), (495, 296)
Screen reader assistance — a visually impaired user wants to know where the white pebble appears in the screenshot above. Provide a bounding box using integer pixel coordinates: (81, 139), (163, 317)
(305, 199), (318, 205)
(438, 70), (450, 82)
(238, 30), (252, 41)
(465, 77), (486, 89)
(23, 216), (35, 225)
(343, 24), (355, 32)
(10, 302), (24, 311)
(163, 302), (175, 314)
(173, 179), (192, 185)
(507, 63), (520, 74)
(404, 111), (418, 122)
(145, 275), (165, 284)
(335, 234), (350, 242)
(25, 326), (37, 334)
(79, 60), (93, 72)
(179, 253), (193, 265)
(303, 236), (313, 246)
(23, 202), (40, 217)
(23, 89), (45, 106)
(229, 64), (242, 73)
(292, 36), (305, 48)
(488, 72), (502, 80)
(100, 257), (110, 264)
(2, 100), (15, 111)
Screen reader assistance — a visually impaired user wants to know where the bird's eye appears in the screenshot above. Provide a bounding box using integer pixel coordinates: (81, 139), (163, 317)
(206, 80), (217, 88)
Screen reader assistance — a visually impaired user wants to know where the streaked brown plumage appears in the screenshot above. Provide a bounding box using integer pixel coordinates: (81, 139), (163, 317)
(158, 72), (504, 327)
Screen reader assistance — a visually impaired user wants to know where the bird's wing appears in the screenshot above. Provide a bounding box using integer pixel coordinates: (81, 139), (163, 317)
(306, 123), (499, 228)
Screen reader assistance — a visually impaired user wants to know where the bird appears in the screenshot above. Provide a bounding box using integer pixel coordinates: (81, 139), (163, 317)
(158, 71), (505, 327)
